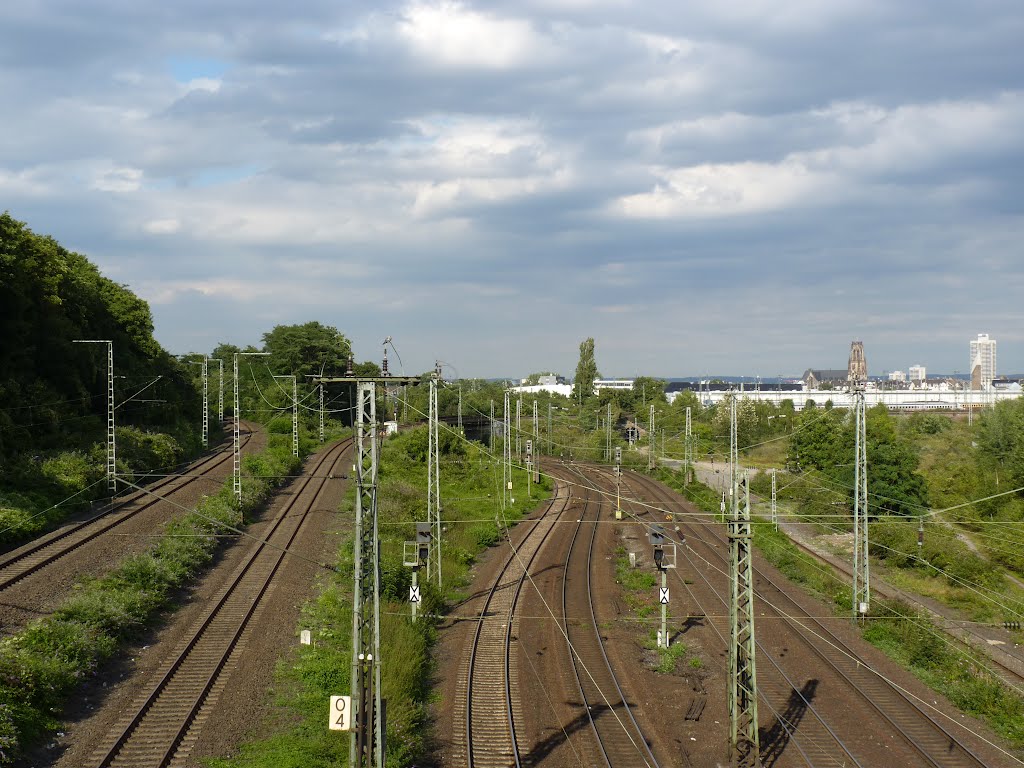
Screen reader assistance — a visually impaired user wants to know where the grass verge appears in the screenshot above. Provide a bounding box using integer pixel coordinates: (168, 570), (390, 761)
(0, 431), (301, 766)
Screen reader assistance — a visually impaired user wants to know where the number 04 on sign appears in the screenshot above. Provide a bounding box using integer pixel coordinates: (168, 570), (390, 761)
(329, 695), (352, 731)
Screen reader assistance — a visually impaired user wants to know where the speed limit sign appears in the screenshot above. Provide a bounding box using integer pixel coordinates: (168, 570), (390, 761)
(329, 695), (352, 731)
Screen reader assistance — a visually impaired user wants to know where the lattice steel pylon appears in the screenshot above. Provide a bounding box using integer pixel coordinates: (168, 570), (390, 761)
(532, 399), (540, 482)
(233, 355), (241, 502)
(74, 340), (116, 492)
(351, 382), (385, 768)
(210, 357), (224, 424)
(605, 401), (612, 461)
(852, 386), (870, 619)
(105, 341), (116, 491)
(427, 370), (442, 587)
(648, 403), (655, 470)
(503, 390), (512, 506)
(728, 398), (760, 766)
(684, 406), (693, 482)
(319, 383), (325, 443)
(192, 357), (209, 448)
(516, 396), (522, 460)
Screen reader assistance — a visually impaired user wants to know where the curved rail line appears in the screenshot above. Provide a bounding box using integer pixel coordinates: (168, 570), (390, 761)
(463, 480), (572, 768)
(618, 466), (993, 768)
(89, 436), (354, 768)
(610, 468), (862, 768)
(557, 463), (661, 768)
(0, 425), (257, 594)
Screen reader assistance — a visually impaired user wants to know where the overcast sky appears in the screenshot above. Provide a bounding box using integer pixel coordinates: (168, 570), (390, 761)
(3, 1), (1023, 378)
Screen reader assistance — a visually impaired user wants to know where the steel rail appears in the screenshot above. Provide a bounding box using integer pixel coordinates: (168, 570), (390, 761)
(614, 467), (863, 768)
(557, 463), (660, 768)
(91, 436), (353, 768)
(465, 478), (571, 768)
(623, 467), (991, 768)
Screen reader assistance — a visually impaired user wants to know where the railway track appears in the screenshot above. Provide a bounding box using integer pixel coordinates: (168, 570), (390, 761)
(617, 467), (1000, 768)
(780, 520), (1024, 688)
(557, 463), (662, 768)
(461, 481), (572, 768)
(0, 425), (256, 594)
(87, 436), (354, 768)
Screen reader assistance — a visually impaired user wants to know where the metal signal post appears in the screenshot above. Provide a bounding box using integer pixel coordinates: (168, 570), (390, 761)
(684, 406), (693, 484)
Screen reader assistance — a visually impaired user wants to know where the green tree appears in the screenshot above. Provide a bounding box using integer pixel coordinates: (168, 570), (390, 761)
(573, 337), (599, 402)
(977, 399), (1024, 489)
(261, 321), (352, 380)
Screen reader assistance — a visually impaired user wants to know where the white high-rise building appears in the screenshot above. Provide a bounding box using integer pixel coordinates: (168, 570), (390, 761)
(909, 365), (926, 383)
(970, 334), (997, 390)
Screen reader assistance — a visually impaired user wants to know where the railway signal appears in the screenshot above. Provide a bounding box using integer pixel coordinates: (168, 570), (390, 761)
(404, 523), (432, 623)
(649, 525), (675, 648)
